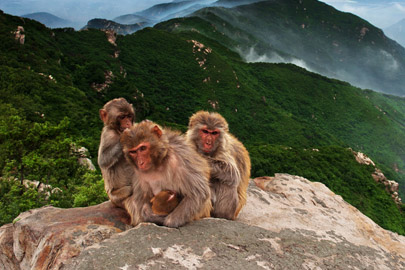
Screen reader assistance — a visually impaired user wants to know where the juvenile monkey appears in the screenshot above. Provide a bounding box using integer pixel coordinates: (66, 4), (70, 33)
(186, 111), (251, 220)
(121, 121), (212, 228)
(151, 190), (180, 216)
(98, 98), (135, 208)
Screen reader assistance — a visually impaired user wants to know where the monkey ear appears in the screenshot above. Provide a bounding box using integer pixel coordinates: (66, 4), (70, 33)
(99, 109), (108, 123)
(152, 125), (162, 138)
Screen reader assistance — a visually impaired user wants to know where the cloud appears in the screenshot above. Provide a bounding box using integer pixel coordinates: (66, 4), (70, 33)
(322, 1), (405, 28)
(241, 47), (314, 72)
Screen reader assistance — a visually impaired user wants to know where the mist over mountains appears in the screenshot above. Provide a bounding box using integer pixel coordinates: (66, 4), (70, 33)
(385, 18), (405, 48)
(157, 0), (405, 96)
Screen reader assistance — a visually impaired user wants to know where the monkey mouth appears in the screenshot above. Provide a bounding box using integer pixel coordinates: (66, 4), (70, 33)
(203, 144), (213, 153)
(138, 161), (149, 170)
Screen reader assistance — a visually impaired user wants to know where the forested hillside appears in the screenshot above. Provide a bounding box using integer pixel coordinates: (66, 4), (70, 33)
(0, 10), (404, 234)
(157, 0), (405, 96)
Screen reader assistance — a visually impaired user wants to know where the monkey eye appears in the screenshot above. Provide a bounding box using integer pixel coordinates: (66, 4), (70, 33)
(129, 150), (137, 154)
(139, 145), (147, 151)
(202, 129), (209, 134)
(211, 131), (219, 135)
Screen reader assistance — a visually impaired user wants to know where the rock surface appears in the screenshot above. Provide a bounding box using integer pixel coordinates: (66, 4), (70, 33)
(1, 174), (404, 270)
(0, 202), (130, 270)
(240, 174), (405, 256)
(63, 219), (403, 270)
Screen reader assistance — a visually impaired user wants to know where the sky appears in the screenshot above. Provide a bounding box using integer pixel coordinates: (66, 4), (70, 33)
(321, 0), (405, 28)
(0, 0), (404, 29)
(0, 0), (169, 25)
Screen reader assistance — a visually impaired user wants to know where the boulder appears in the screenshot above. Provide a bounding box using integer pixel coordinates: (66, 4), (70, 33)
(0, 202), (130, 270)
(1, 174), (404, 270)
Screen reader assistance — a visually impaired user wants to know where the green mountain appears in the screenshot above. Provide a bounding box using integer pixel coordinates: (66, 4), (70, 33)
(157, 0), (405, 96)
(0, 10), (404, 234)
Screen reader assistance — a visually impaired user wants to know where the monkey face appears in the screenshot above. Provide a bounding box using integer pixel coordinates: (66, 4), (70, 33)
(199, 126), (220, 154)
(128, 142), (152, 171)
(117, 114), (133, 132)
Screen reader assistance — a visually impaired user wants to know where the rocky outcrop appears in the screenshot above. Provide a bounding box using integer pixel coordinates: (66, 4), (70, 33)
(0, 202), (130, 270)
(76, 146), (96, 171)
(22, 179), (62, 199)
(1, 174), (404, 270)
(352, 150), (402, 204)
(91, 70), (114, 92)
(13, 26), (25, 45)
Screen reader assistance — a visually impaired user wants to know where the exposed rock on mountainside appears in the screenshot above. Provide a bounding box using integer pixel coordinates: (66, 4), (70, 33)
(13, 26), (25, 45)
(1, 174), (404, 270)
(353, 150), (402, 204)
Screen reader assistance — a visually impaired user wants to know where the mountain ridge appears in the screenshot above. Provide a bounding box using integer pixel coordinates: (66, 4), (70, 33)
(385, 18), (405, 48)
(157, 0), (405, 96)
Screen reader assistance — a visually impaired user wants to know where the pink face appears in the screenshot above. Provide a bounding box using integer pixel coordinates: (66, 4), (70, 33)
(128, 142), (152, 171)
(118, 114), (133, 132)
(199, 126), (220, 153)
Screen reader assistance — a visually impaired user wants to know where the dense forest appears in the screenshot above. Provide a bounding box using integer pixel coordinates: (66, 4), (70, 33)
(0, 10), (404, 234)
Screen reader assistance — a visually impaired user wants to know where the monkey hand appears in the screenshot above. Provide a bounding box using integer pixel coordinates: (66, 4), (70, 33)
(207, 157), (226, 167)
(163, 215), (184, 228)
(141, 203), (166, 225)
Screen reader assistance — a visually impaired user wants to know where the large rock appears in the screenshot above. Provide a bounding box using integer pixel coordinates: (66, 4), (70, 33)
(1, 174), (404, 270)
(0, 202), (130, 270)
(63, 219), (403, 270)
(240, 174), (405, 256)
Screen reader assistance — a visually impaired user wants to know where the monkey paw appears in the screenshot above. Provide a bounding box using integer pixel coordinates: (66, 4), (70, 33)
(163, 217), (184, 228)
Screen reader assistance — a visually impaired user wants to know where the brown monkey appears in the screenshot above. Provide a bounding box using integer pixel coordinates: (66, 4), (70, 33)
(186, 111), (251, 220)
(120, 121), (212, 228)
(98, 98), (135, 209)
(151, 190), (180, 216)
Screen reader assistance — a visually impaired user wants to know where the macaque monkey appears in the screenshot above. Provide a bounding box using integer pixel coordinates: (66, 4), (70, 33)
(151, 190), (180, 216)
(120, 121), (212, 228)
(186, 111), (251, 220)
(98, 98), (135, 208)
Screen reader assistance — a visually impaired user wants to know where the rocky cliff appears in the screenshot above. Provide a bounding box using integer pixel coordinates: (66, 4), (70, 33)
(1, 174), (404, 270)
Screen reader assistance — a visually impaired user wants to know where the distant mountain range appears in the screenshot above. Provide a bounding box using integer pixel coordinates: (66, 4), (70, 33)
(385, 18), (405, 48)
(22, 12), (72, 29)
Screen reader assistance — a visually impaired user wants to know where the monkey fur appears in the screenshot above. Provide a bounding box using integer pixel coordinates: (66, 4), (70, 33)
(121, 120), (212, 228)
(186, 111), (251, 220)
(151, 190), (180, 216)
(98, 98), (135, 209)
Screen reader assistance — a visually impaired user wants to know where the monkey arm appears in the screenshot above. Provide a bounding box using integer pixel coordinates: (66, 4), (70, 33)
(98, 129), (124, 169)
(164, 175), (211, 228)
(141, 203), (166, 225)
(109, 186), (133, 207)
(163, 196), (195, 228)
(209, 158), (241, 187)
